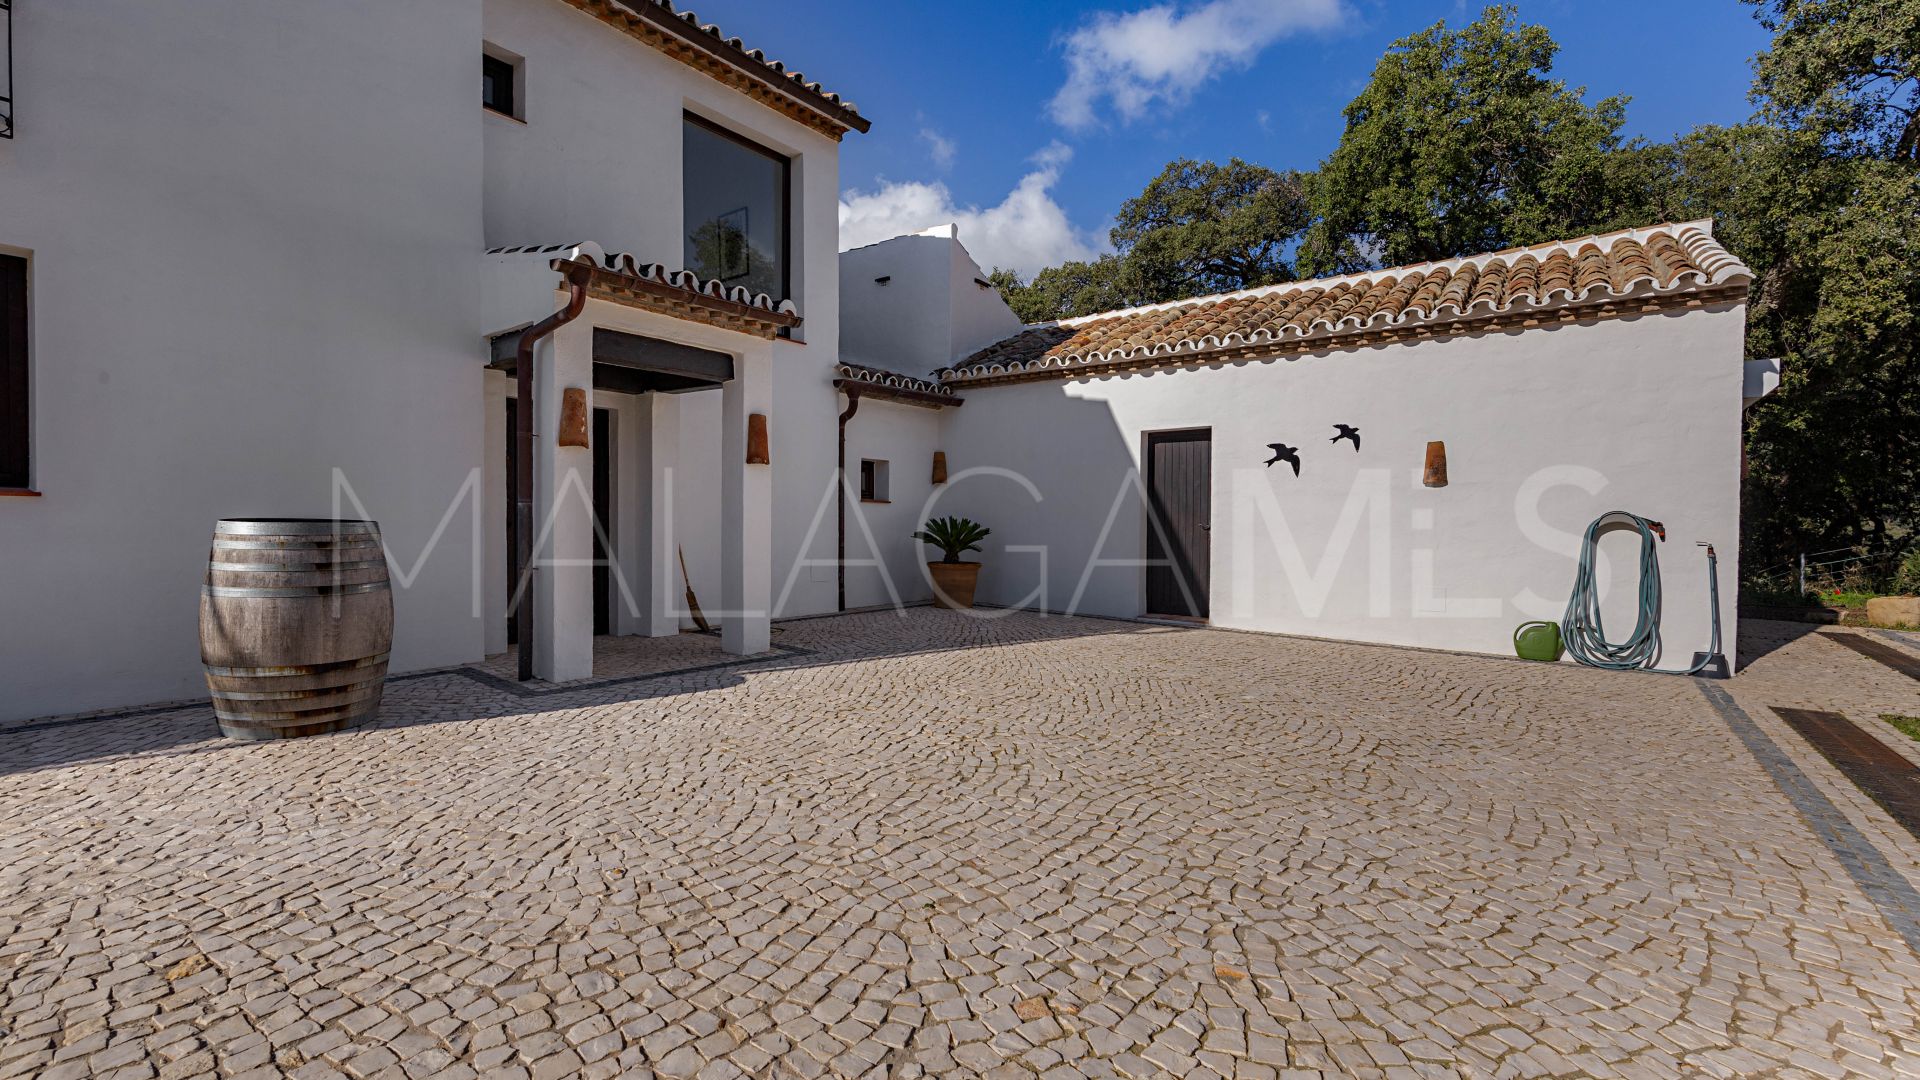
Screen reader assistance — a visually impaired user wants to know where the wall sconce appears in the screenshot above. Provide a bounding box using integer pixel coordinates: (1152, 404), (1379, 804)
(1423, 441), (1448, 487)
(558, 388), (590, 448)
(746, 413), (770, 465)
(931, 451), (948, 484)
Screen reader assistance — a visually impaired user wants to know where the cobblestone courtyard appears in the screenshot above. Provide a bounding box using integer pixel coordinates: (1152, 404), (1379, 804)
(4, 611), (1920, 1079)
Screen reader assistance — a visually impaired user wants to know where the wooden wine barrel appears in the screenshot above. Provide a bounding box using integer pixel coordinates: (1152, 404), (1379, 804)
(199, 519), (392, 740)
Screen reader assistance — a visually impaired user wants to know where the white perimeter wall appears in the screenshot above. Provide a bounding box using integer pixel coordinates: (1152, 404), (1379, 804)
(935, 306), (1748, 669)
(0, 2), (485, 721)
(482, 0), (846, 619)
(843, 400), (942, 609)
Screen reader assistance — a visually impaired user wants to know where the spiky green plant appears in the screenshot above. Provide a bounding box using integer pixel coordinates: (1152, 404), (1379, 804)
(911, 516), (990, 564)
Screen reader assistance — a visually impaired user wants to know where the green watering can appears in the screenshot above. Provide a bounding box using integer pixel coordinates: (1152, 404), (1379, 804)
(1513, 621), (1563, 662)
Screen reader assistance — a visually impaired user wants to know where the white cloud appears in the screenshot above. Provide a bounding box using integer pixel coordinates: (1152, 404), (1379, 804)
(919, 127), (957, 170)
(1049, 0), (1349, 130)
(838, 143), (1103, 278)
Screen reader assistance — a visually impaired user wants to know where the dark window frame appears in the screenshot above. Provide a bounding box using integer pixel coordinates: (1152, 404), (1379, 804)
(0, 253), (27, 489)
(859, 459), (889, 503)
(682, 111), (793, 307)
(482, 53), (517, 117)
(1, 0), (15, 140)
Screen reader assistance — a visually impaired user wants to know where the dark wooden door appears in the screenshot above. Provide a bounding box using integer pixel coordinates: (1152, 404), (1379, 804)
(1145, 429), (1211, 618)
(504, 401), (613, 640)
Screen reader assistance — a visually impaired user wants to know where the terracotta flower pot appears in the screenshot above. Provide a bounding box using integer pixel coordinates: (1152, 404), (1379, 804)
(927, 561), (981, 609)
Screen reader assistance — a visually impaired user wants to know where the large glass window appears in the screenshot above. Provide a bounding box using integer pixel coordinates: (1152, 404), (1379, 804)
(683, 114), (790, 303)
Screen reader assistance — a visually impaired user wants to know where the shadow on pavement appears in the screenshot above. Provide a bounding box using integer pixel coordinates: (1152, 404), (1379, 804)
(0, 609), (1169, 778)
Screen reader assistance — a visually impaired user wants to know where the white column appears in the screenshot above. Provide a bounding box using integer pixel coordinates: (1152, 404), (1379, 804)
(606, 394), (640, 637)
(533, 317), (595, 681)
(641, 391), (681, 637)
(721, 342), (773, 654)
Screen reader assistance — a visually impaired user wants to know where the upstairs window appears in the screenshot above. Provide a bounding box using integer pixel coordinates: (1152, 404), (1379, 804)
(482, 51), (518, 118)
(1, 0), (14, 140)
(1, 254), (27, 489)
(683, 113), (790, 303)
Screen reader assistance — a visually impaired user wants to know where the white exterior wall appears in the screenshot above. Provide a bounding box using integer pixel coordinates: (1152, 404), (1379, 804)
(482, 0), (846, 620)
(842, 400), (943, 610)
(841, 237), (955, 374)
(834, 229), (1011, 608)
(840, 228), (1022, 376)
(942, 240), (1027, 367)
(936, 306), (1747, 669)
(0, 1), (485, 721)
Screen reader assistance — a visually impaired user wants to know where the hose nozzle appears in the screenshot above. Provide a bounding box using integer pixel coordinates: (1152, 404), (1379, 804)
(1647, 519), (1666, 541)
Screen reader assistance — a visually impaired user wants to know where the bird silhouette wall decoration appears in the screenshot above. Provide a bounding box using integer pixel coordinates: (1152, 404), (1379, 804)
(1264, 443), (1301, 476)
(1331, 424), (1360, 451)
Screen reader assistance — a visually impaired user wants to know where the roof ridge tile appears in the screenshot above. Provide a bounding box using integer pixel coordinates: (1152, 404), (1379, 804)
(940, 221), (1750, 385)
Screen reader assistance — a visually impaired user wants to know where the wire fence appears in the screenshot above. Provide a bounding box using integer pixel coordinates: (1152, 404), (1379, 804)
(1747, 546), (1907, 598)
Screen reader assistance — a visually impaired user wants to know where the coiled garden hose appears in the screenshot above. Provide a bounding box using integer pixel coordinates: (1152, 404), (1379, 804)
(1560, 510), (1722, 676)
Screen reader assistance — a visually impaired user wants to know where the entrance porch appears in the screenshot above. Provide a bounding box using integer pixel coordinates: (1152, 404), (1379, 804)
(480, 243), (799, 682)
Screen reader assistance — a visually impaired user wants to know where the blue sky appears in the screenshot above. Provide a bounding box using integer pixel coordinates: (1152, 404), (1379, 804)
(691, 0), (1775, 277)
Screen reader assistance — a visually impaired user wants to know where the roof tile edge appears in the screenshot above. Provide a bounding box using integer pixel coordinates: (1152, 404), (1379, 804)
(555, 0), (869, 139)
(939, 221), (1751, 385)
(1046, 219), (1742, 331)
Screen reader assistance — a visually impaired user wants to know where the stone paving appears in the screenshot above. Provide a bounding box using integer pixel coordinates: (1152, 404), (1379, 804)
(3, 611), (1920, 1080)
(470, 632), (796, 686)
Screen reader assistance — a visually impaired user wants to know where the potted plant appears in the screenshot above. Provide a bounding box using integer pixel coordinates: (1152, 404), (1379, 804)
(912, 516), (990, 609)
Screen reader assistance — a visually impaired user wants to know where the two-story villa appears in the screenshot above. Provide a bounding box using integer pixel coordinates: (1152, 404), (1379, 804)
(0, 0), (875, 717)
(0, 1), (1765, 724)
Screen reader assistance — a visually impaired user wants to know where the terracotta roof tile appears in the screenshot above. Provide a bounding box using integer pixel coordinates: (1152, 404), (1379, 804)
(490, 241), (801, 338)
(556, 0), (868, 139)
(941, 221), (1751, 385)
(833, 362), (962, 407)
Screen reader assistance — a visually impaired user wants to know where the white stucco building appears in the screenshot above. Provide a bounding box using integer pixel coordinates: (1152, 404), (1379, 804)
(0, 1), (1758, 723)
(839, 222), (1755, 673)
(0, 0), (868, 718)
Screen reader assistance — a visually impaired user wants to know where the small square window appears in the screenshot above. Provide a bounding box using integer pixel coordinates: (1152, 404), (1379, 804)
(859, 459), (891, 503)
(483, 53), (517, 117)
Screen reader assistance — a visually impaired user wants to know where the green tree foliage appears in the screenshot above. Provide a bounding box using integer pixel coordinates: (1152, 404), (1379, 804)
(988, 257), (1143, 325)
(1298, 6), (1656, 274)
(993, 158), (1310, 322)
(990, 1), (1917, 568)
(1615, 1), (1920, 566)
(1728, 139), (1920, 565)
(1111, 159), (1310, 299)
(1747, 0), (1920, 161)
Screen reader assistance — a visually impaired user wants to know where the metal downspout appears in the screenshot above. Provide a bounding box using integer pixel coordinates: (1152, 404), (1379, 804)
(513, 264), (593, 681)
(836, 386), (861, 612)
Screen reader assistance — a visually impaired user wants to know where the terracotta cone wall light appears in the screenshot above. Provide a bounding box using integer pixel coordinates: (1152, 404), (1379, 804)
(1423, 441), (1448, 487)
(746, 413), (770, 465)
(558, 388), (590, 448)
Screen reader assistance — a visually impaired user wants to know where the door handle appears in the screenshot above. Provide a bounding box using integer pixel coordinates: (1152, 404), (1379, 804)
(1199, 524), (1211, 531)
